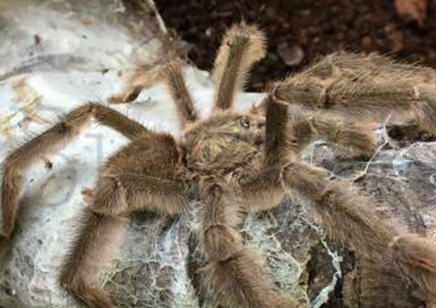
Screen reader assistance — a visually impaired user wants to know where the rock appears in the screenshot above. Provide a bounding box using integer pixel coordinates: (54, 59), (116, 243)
(395, 0), (427, 26)
(277, 42), (305, 67)
(313, 141), (436, 308)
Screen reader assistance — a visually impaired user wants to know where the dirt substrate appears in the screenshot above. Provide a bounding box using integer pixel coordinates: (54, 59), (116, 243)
(155, 0), (436, 90)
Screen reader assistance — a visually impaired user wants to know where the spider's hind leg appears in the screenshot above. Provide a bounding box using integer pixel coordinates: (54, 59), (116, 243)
(281, 160), (436, 305)
(265, 97), (436, 306)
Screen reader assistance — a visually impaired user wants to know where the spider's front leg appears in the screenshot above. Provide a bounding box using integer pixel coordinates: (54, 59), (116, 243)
(60, 131), (192, 308)
(274, 52), (436, 136)
(200, 182), (302, 308)
(265, 97), (378, 160)
(258, 97), (436, 305)
(1, 103), (147, 244)
(0, 103), (190, 307)
(238, 97), (377, 213)
(111, 59), (199, 130)
(113, 22), (266, 114)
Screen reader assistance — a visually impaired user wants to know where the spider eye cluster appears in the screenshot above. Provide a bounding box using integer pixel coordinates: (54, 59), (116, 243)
(240, 117), (250, 129)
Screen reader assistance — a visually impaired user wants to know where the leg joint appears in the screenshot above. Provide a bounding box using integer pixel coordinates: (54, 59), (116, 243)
(203, 225), (243, 261)
(91, 176), (128, 216)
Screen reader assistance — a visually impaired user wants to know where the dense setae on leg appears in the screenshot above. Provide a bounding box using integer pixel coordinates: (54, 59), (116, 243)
(282, 160), (398, 258)
(305, 113), (377, 159)
(59, 209), (126, 308)
(263, 96), (436, 305)
(264, 95), (377, 161)
(111, 59), (200, 131)
(281, 159), (436, 305)
(61, 131), (189, 308)
(0, 101), (189, 308)
(114, 23), (267, 112)
(110, 64), (167, 104)
(0, 103), (147, 242)
(201, 183), (302, 308)
(239, 95), (436, 306)
(273, 52), (436, 135)
(163, 60), (199, 128)
(212, 22), (266, 110)
(390, 236), (436, 305)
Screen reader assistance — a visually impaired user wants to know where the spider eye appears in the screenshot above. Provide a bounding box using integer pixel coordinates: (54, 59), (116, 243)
(240, 117), (250, 129)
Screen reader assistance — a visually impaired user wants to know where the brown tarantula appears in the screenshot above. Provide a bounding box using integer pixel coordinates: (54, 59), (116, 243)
(2, 22), (436, 308)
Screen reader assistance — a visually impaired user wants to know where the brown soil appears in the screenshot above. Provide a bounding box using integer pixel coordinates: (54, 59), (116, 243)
(155, 0), (436, 91)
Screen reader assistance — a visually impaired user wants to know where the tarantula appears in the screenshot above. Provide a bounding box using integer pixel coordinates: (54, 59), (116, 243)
(2, 22), (436, 308)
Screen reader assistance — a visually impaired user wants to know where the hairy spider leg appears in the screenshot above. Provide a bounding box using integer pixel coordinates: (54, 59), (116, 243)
(164, 60), (199, 128)
(212, 22), (266, 111)
(200, 183), (301, 308)
(274, 52), (436, 135)
(0, 103), (148, 242)
(60, 131), (190, 308)
(111, 22), (266, 119)
(258, 97), (436, 306)
(111, 58), (200, 130)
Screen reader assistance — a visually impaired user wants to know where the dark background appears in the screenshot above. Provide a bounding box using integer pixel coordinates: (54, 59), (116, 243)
(155, 0), (436, 91)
